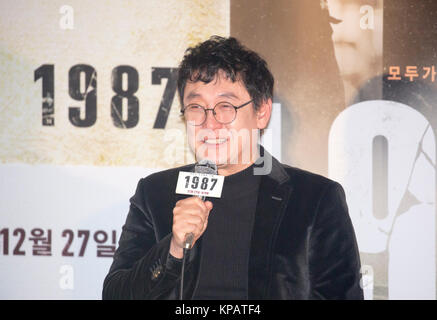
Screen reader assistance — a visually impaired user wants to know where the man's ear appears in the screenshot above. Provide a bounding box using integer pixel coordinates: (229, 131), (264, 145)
(256, 99), (273, 129)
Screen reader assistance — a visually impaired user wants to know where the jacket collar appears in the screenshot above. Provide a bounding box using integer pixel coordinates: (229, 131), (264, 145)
(257, 147), (290, 185)
(248, 148), (293, 299)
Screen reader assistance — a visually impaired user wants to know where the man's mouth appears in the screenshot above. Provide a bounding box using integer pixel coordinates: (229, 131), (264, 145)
(202, 138), (228, 145)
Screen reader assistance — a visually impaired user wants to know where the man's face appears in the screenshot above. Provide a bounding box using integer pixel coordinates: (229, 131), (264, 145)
(183, 72), (271, 176)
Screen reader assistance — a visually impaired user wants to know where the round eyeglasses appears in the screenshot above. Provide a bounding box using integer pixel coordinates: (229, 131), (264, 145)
(181, 100), (253, 126)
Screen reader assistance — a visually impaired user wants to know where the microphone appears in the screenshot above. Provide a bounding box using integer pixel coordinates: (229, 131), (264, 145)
(183, 159), (218, 249)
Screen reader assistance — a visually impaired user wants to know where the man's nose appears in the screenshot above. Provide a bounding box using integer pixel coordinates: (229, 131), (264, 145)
(203, 109), (222, 129)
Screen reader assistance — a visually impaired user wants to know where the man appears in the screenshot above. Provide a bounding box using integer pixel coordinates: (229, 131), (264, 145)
(102, 36), (363, 300)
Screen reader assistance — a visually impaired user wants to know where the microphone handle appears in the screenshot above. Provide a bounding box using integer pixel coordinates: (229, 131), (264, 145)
(183, 232), (194, 249)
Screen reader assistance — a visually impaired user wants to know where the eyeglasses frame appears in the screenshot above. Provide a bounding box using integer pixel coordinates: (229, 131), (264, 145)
(181, 99), (254, 126)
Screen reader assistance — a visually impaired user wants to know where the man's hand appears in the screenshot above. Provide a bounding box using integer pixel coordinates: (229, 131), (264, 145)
(170, 197), (213, 259)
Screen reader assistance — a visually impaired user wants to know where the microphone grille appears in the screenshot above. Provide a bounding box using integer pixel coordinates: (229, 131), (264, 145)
(195, 159), (217, 175)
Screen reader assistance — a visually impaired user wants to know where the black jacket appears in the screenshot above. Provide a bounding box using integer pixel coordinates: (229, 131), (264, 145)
(102, 155), (363, 300)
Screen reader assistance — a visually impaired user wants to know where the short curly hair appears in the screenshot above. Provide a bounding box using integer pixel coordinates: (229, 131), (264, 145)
(177, 36), (274, 111)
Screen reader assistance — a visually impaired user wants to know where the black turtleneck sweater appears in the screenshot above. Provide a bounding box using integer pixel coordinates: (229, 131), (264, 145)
(192, 163), (261, 300)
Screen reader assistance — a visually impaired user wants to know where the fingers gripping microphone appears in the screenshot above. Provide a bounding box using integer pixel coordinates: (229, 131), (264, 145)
(183, 159), (217, 250)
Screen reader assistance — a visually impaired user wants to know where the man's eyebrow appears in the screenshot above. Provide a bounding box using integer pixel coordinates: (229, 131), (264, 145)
(185, 92), (200, 101)
(185, 91), (240, 101)
(218, 92), (239, 100)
